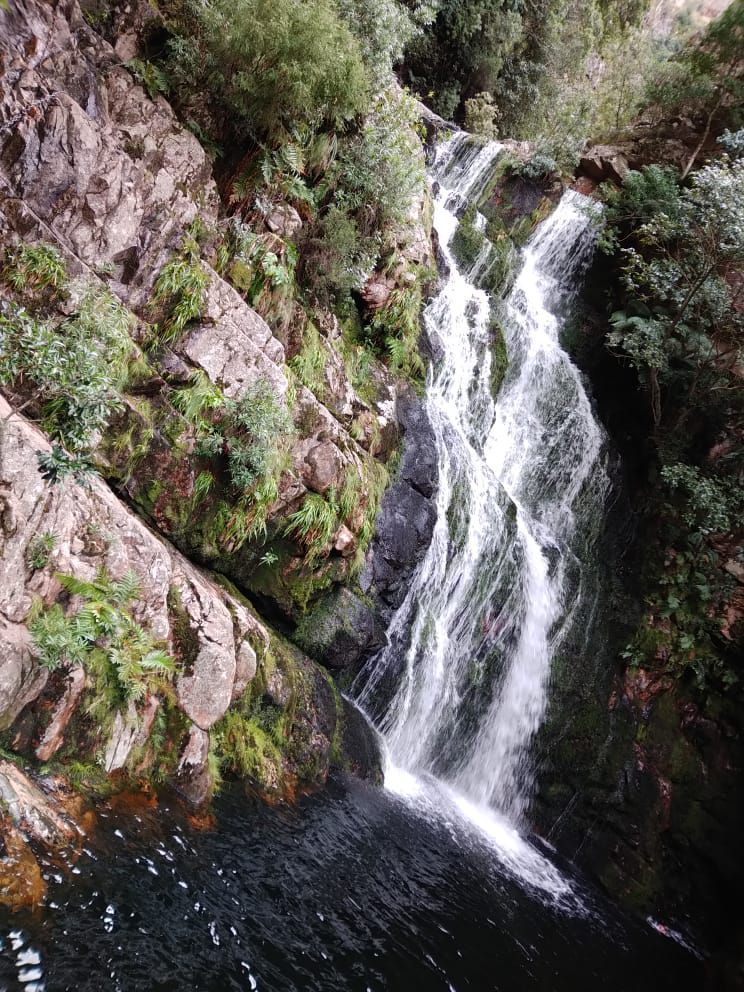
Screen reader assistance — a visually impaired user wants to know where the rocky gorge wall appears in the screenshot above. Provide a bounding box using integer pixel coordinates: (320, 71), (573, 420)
(0, 0), (440, 907)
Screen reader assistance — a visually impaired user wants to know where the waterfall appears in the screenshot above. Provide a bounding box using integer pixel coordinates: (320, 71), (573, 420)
(354, 132), (610, 838)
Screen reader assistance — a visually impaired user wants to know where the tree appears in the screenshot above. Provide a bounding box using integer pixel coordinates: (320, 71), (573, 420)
(163, 0), (370, 144)
(606, 156), (744, 430)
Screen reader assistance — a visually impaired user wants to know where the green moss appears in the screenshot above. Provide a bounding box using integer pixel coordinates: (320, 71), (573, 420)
(451, 206), (485, 272)
(488, 316), (508, 399)
(167, 585), (200, 676)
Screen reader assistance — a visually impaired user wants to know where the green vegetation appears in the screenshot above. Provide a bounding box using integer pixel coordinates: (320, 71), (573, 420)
(0, 284), (133, 452)
(196, 378), (295, 493)
(464, 92), (499, 141)
(489, 316), (508, 399)
(1, 243), (66, 297)
(599, 143), (743, 693)
(290, 322), (328, 398)
(302, 89), (427, 305)
(152, 236), (208, 343)
(25, 532), (57, 571)
(161, 0), (369, 146)
(451, 206), (485, 272)
(284, 491), (340, 567)
(28, 569), (175, 704)
(369, 288), (426, 381)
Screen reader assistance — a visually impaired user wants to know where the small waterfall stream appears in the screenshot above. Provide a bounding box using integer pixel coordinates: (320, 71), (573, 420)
(354, 133), (610, 891)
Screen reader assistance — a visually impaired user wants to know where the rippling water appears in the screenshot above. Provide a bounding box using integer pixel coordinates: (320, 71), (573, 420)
(0, 779), (701, 991)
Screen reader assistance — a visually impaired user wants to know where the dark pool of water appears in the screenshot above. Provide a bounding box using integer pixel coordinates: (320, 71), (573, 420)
(0, 775), (703, 991)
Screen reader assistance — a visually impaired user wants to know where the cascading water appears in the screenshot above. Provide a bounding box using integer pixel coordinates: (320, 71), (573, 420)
(354, 133), (610, 876)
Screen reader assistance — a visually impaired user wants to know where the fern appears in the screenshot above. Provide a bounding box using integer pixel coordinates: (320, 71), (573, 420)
(283, 490), (340, 564)
(27, 568), (176, 708)
(153, 238), (208, 343)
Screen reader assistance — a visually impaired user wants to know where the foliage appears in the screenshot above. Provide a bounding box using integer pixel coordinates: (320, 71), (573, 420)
(223, 222), (298, 328)
(451, 206), (485, 271)
(644, 0), (744, 135)
(152, 237), (208, 343)
(404, 0), (525, 118)
(369, 288), (426, 381)
(338, 0), (437, 87)
(0, 285), (133, 452)
(25, 532), (57, 571)
(1, 243), (66, 297)
(600, 144), (743, 695)
(329, 90), (425, 236)
(196, 378), (294, 494)
(464, 91), (499, 140)
(126, 58), (170, 100)
(605, 156), (744, 428)
(162, 0), (369, 145)
(289, 322), (327, 397)
(283, 491), (340, 565)
(28, 569), (175, 705)
(36, 446), (95, 486)
(171, 369), (224, 425)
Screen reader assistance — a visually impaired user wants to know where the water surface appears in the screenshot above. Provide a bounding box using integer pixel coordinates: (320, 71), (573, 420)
(0, 778), (701, 991)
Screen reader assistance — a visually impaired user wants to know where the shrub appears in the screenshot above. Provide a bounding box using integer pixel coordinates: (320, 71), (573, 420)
(337, 0), (436, 87)
(162, 0), (370, 144)
(152, 237), (208, 343)
(0, 285), (133, 452)
(329, 89), (426, 236)
(370, 287), (426, 382)
(289, 322), (327, 397)
(196, 378), (295, 493)
(25, 532), (57, 571)
(283, 491), (340, 565)
(464, 91), (499, 140)
(28, 569), (175, 705)
(1, 243), (66, 297)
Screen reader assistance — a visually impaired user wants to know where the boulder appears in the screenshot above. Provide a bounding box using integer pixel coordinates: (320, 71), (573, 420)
(578, 145), (629, 185)
(302, 440), (346, 495)
(265, 204), (302, 238)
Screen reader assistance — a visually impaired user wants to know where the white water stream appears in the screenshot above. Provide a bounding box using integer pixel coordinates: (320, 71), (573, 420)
(353, 133), (610, 902)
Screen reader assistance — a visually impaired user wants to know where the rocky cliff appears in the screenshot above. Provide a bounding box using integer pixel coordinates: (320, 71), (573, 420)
(0, 0), (440, 907)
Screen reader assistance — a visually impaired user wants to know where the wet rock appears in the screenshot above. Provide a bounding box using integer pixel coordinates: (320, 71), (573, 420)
(360, 390), (438, 618)
(35, 666), (86, 762)
(0, 760), (78, 848)
(340, 699), (383, 784)
(104, 696), (159, 772)
(174, 724), (211, 806)
(0, 813), (47, 910)
(295, 587), (387, 671)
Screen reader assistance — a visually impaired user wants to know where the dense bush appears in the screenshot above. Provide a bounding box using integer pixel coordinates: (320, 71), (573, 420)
(601, 151), (744, 692)
(162, 0), (369, 144)
(0, 284), (133, 452)
(196, 379), (295, 493)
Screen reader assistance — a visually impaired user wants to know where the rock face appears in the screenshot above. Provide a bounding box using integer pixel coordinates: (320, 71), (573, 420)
(0, 0), (419, 877)
(0, 0), (421, 632)
(578, 144), (629, 184)
(0, 760), (81, 909)
(361, 390), (438, 620)
(0, 398), (378, 813)
(295, 388), (438, 672)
